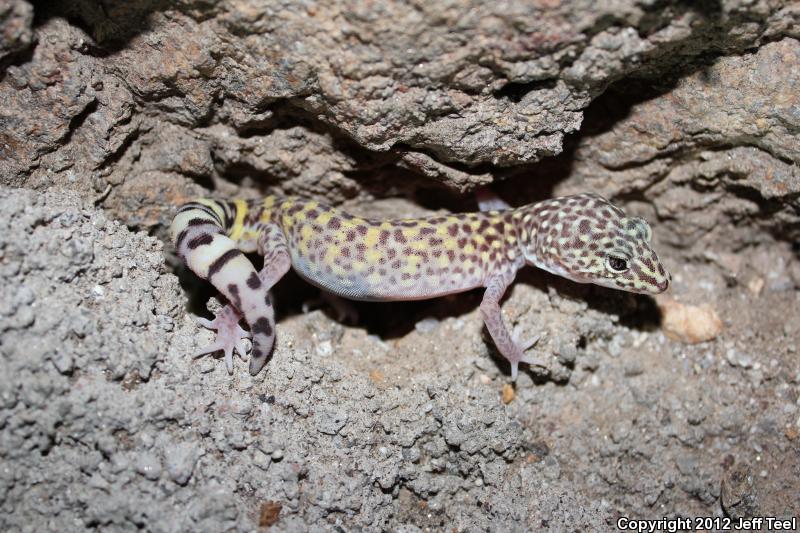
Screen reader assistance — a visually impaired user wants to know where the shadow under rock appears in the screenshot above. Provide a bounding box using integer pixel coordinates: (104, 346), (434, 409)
(31, 0), (177, 53)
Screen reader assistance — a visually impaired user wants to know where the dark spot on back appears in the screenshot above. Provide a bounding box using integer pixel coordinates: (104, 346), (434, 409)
(247, 272), (262, 289)
(187, 233), (214, 249)
(187, 217), (216, 228)
(227, 284), (241, 309)
(208, 249), (241, 279)
(253, 317), (273, 337)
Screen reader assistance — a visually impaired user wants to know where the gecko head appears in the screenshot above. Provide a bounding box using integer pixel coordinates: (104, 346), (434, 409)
(520, 194), (670, 295)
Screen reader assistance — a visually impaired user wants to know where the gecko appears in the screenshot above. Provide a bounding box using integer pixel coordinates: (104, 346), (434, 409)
(171, 193), (670, 379)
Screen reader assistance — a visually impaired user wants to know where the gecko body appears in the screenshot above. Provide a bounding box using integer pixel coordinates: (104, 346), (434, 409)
(171, 193), (670, 379)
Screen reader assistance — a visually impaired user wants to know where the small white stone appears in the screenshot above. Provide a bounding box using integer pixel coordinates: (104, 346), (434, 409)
(414, 318), (440, 334)
(136, 452), (162, 481)
(315, 340), (333, 357)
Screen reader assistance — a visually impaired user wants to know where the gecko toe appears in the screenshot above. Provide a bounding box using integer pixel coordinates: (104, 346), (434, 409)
(224, 346), (235, 374)
(195, 316), (215, 329)
(511, 325), (539, 352)
(235, 338), (250, 361)
(518, 335), (540, 352)
(519, 353), (548, 368)
(193, 341), (224, 358)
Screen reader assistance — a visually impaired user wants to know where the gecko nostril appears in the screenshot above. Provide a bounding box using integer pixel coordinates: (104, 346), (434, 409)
(658, 277), (670, 292)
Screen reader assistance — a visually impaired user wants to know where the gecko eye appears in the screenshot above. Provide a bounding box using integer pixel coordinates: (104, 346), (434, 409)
(605, 255), (629, 273)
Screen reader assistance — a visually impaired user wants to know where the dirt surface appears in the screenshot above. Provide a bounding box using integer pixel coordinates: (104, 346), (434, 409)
(1, 1), (798, 531)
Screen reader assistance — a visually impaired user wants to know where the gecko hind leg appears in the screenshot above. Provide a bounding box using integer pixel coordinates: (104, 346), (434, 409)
(481, 272), (549, 381)
(193, 304), (251, 374)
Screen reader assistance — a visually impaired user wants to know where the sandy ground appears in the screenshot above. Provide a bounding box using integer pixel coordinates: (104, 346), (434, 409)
(1, 186), (797, 531)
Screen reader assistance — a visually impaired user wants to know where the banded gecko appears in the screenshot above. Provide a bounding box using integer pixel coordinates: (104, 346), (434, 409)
(171, 193), (670, 379)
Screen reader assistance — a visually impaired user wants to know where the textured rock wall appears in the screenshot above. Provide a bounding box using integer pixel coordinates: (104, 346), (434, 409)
(4, 1), (798, 236)
(1, 1), (798, 531)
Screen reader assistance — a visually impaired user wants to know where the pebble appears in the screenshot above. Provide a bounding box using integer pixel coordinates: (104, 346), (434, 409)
(231, 397), (253, 417)
(315, 407), (349, 435)
(315, 340), (333, 357)
(657, 297), (723, 344)
(725, 348), (754, 369)
(165, 443), (199, 485)
(136, 452), (162, 481)
(51, 352), (74, 374)
(414, 317), (440, 333)
(501, 384), (515, 404)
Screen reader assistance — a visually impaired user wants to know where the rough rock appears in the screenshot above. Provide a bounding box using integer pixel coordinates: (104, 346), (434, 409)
(657, 297), (724, 344)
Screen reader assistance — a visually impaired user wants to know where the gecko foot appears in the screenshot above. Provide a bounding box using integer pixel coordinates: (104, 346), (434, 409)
(507, 328), (547, 381)
(193, 305), (251, 374)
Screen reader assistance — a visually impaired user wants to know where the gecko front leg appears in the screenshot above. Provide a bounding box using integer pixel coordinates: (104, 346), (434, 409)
(194, 223), (291, 375)
(246, 225), (291, 375)
(480, 270), (546, 381)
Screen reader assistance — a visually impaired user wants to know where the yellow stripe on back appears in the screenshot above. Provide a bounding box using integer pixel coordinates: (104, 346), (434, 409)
(229, 199), (249, 241)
